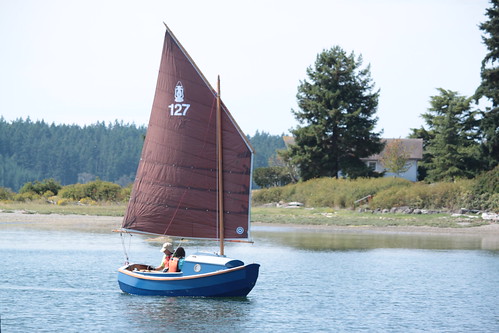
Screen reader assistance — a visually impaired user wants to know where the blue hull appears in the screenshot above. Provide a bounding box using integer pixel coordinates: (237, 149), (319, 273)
(118, 263), (260, 297)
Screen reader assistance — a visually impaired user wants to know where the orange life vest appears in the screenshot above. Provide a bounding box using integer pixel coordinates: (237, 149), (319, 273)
(162, 255), (172, 268)
(168, 257), (179, 272)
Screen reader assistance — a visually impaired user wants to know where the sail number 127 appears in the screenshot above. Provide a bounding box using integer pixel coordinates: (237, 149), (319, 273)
(168, 103), (191, 116)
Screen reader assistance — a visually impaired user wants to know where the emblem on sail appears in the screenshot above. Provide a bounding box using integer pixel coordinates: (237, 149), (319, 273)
(169, 81), (190, 116)
(174, 81), (184, 102)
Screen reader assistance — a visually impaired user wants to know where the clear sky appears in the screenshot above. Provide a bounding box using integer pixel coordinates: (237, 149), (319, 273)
(0, 0), (489, 138)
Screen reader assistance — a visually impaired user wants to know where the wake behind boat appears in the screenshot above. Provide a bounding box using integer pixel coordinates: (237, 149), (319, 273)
(116, 24), (259, 297)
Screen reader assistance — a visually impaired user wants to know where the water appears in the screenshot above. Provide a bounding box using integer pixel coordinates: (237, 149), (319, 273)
(1, 222), (498, 332)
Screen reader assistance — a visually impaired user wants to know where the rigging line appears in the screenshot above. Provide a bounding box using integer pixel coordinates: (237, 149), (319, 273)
(202, 95), (217, 151)
(120, 232), (132, 265)
(173, 238), (186, 256)
(162, 188), (188, 235)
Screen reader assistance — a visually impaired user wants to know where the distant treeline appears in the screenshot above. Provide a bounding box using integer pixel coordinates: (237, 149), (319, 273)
(249, 130), (286, 169)
(0, 118), (285, 191)
(0, 118), (146, 191)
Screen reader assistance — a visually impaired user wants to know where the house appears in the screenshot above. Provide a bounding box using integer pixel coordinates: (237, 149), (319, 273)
(282, 136), (423, 182)
(361, 138), (423, 182)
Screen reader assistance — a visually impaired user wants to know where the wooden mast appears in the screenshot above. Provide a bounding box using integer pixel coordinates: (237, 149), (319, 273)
(217, 76), (225, 255)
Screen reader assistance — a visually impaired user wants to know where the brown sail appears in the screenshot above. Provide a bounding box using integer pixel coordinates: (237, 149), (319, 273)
(122, 25), (253, 241)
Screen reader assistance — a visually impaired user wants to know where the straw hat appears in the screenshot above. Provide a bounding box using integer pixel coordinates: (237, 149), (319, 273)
(160, 242), (173, 253)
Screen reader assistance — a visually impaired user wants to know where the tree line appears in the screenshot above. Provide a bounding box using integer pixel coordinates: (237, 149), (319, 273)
(0, 117), (285, 192)
(0, 118), (146, 191)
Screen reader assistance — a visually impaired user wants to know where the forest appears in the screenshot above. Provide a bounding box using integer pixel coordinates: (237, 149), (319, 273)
(0, 118), (285, 191)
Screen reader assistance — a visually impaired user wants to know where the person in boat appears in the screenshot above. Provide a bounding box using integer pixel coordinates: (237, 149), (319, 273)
(152, 242), (174, 271)
(169, 247), (185, 272)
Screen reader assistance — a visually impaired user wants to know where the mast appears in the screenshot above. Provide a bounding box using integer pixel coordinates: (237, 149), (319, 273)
(217, 75), (225, 255)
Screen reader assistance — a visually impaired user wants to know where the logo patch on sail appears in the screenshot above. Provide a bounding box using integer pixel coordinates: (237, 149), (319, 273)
(174, 81), (184, 102)
(236, 227), (245, 235)
(168, 81), (190, 116)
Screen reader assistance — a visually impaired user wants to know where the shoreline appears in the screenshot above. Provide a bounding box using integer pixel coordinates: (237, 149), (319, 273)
(1, 211), (498, 236)
(253, 221), (499, 236)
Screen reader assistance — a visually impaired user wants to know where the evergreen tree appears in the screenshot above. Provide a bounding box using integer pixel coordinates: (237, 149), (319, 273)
(287, 46), (383, 180)
(419, 89), (481, 181)
(475, 0), (499, 170)
(409, 127), (435, 180)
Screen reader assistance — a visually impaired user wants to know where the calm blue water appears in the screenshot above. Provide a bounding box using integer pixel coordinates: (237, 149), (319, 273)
(1, 222), (498, 332)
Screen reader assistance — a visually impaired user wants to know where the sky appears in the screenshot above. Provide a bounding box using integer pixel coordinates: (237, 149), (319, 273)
(0, 0), (490, 138)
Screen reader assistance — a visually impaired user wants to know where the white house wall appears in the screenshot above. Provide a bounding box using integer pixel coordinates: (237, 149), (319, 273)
(372, 160), (418, 182)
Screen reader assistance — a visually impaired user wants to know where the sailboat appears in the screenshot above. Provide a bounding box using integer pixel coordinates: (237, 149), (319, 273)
(116, 24), (260, 297)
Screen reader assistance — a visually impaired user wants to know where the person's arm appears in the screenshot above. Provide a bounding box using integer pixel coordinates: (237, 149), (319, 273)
(152, 255), (167, 270)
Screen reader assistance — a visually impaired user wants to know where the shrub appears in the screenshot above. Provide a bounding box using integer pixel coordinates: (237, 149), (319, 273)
(57, 198), (74, 206)
(79, 197), (97, 205)
(59, 180), (122, 201)
(13, 191), (40, 202)
(19, 179), (62, 196)
(120, 185), (133, 202)
(467, 166), (499, 211)
(59, 184), (87, 201)
(472, 165), (499, 195)
(370, 180), (473, 210)
(42, 190), (55, 198)
(486, 193), (499, 211)
(252, 187), (285, 204)
(252, 177), (412, 208)
(250, 175), (494, 211)
(0, 187), (14, 200)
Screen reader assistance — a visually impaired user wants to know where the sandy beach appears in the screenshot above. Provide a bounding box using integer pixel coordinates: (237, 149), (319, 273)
(1, 210), (498, 236)
(0, 211), (122, 233)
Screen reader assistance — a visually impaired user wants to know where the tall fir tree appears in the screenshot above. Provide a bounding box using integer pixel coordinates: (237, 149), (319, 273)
(420, 89), (481, 181)
(287, 46), (383, 180)
(409, 126), (435, 180)
(475, 0), (499, 170)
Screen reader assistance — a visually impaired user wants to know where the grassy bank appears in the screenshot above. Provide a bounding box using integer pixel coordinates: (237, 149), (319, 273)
(0, 201), (491, 228)
(253, 169), (499, 212)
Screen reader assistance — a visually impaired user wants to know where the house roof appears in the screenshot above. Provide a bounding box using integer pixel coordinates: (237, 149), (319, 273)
(282, 135), (295, 147)
(282, 136), (423, 160)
